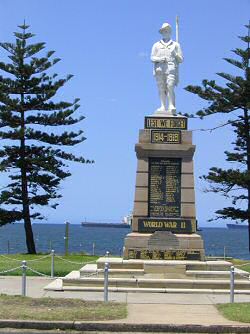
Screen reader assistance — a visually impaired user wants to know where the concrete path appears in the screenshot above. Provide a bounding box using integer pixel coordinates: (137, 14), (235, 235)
(0, 276), (250, 326)
(122, 304), (243, 325)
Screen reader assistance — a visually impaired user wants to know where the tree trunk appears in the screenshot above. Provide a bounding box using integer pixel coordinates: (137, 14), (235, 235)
(243, 108), (250, 252)
(21, 166), (36, 254)
(20, 94), (36, 254)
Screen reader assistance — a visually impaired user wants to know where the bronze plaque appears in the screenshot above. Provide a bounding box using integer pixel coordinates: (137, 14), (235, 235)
(128, 249), (201, 260)
(145, 117), (187, 130)
(149, 158), (181, 218)
(151, 130), (181, 144)
(138, 218), (195, 234)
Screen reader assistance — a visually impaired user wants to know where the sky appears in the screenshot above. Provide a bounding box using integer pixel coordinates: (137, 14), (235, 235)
(0, 0), (249, 227)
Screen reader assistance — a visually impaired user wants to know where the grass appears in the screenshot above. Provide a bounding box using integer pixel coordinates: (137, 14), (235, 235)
(0, 253), (99, 277)
(217, 303), (250, 323)
(0, 294), (127, 321)
(231, 259), (250, 273)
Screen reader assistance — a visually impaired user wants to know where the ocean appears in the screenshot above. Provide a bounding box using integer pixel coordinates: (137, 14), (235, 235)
(0, 223), (249, 260)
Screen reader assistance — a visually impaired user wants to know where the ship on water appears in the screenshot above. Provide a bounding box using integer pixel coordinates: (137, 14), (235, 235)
(81, 215), (132, 228)
(227, 223), (248, 229)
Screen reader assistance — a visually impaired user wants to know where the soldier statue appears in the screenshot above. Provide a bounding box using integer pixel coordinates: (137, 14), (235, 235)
(151, 22), (183, 115)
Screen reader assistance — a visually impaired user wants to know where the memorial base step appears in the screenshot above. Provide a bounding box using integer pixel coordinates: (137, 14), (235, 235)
(58, 286), (250, 294)
(63, 276), (250, 290)
(96, 257), (232, 272)
(58, 257), (250, 294)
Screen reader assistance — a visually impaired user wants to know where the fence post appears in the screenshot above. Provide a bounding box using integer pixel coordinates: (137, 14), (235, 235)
(49, 240), (53, 252)
(22, 260), (27, 297)
(230, 265), (235, 303)
(104, 262), (109, 302)
(64, 221), (70, 255)
(51, 250), (55, 278)
(92, 242), (95, 256)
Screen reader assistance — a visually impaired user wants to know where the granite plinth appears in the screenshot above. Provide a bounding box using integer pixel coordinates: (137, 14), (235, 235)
(123, 232), (205, 261)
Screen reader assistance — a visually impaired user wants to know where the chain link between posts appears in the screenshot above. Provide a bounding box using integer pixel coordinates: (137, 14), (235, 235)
(54, 254), (97, 265)
(0, 251), (100, 279)
(25, 266), (53, 278)
(0, 253), (51, 262)
(235, 269), (250, 280)
(0, 252), (98, 266)
(235, 262), (250, 268)
(0, 266), (22, 275)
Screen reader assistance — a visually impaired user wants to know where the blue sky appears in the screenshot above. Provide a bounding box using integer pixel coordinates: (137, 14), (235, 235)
(0, 0), (249, 226)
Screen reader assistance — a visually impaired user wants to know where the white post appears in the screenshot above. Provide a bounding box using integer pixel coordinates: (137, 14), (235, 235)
(104, 262), (109, 302)
(64, 221), (70, 255)
(230, 265), (235, 303)
(22, 260), (27, 296)
(92, 242), (95, 256)
(105, 251), (110, 257)
(51, 250), (55, 278)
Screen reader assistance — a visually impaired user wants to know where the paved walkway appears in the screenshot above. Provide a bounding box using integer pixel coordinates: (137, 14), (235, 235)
(0, 276), (250, 326)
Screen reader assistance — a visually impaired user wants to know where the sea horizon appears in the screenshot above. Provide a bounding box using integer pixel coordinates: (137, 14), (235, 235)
(0, 223), (249, 260)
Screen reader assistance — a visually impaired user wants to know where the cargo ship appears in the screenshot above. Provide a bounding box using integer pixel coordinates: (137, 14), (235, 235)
(227, 223), (248, 229)
(81, 215), (132, 228)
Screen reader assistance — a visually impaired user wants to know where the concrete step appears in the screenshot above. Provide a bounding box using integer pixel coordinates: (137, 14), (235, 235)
(62, 277), (250, 290)
(44, 278), (250, 294)
(79, 263), (145, 278)
(185, 270), (249, 280)
(60, 285), (250, 294)
(97, 258), (232, 272)
(97, 257), (144, 269)
(186, 261), (232, 271)
(97, 269), (145, 278)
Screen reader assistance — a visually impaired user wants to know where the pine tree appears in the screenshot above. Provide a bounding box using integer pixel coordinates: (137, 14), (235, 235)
(0, 24), (92, 254)
(184, 24), (250, 251)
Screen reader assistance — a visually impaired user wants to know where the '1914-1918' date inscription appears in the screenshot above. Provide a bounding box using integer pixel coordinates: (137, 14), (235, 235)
(151, 130), (181, 144)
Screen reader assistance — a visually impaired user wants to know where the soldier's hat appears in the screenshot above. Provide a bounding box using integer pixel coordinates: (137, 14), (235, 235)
(159, 23), (172, 34)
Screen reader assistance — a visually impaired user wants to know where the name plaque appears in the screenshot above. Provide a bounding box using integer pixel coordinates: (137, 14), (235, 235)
(149, 158), (181, 218)
(128, 249), (201, 260)
(138, 218), (195, 234)
(151, 130), (181, 144)
(145, 117), (187, 130)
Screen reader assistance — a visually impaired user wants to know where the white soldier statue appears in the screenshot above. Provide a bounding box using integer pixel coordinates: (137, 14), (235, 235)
(151, 22), (183, 115)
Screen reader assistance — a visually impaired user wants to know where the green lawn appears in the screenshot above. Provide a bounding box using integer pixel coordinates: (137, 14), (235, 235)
(217, 303), (250, 323)
(231, 259), (250, 273)
(215, 260), (250, 324)
(0, 294), (127, 321)
(0, 253), (98, 277)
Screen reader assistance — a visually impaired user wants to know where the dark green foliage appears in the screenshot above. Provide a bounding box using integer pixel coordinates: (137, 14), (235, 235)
(184, 24), (250, 250)
(0, 24), (92, 253)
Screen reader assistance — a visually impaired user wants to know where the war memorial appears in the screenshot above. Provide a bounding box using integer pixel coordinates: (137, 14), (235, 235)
(123, 21), (204, 261)
(48, 21), (250, 294)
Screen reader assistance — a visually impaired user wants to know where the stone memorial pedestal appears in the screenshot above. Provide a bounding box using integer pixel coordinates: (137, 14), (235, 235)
(124, 114), (205, 260)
